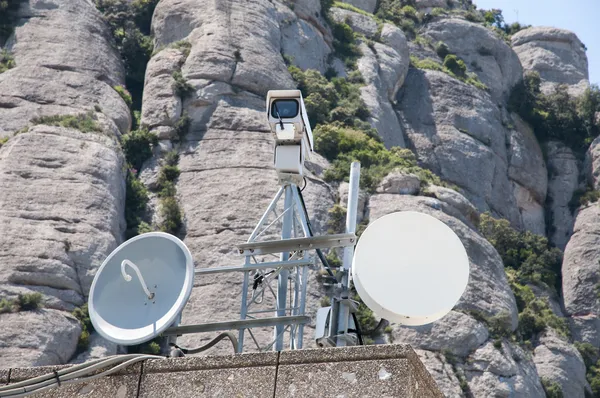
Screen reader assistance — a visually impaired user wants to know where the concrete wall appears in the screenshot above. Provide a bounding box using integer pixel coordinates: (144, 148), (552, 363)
(3, 344), (443, 397)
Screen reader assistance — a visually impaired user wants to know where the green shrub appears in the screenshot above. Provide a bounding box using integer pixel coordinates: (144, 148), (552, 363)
(331, 21), (361, 67)
(509, 73), (600, 154)
(159, 197), (182, 234)
(121, 128), (158, 170)
(541, 378), (563, 398)
(32, 111), (101, 133)
(172, 71), (195, 98)
(464, 10), (484, 23)
(430, 7), (447, 17)
(327, 204), (347, 234)
(113, 85), (133, 108)
(174, 112), (191, 141)
(479, 213), (563, 291)
(0, 136), (8, 149)
(171, 40), (192, 59)
(410, 56), (444, 72)
(0, 49), (15, 73)
(288, 66), (370, 130)
(0, 298), (14, 314)
(95, 0), (158, 110)
(137, 221), (154, 234)
(320, 297), (330, 307)
(73, 304), (94, 353)
(400, 5), (418, 21)
(315, 124), (445, 191)
(332, 2), (376, 18)
(399, 19), (416, 38)
(443, 54), (467, 78)
(413, 35), (432, 48)
(164, 150), (179, 167)
(570, 188), (600, 213)
(125, 171), (149, 238)
(575, 342), (599, 368)
(435, 41), (450, 59)
(17, 292), (43, 311)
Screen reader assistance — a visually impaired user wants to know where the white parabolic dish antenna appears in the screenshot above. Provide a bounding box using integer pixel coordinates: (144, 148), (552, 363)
(352, 211), (470, 326)
(88, 232), (194, 345)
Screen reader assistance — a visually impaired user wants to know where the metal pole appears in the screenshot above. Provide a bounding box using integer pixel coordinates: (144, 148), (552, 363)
(275, 184), (294, 351)
(238, 256), (251, 353)
(248, 186), (285, 242)
(335, 162), (360, 347)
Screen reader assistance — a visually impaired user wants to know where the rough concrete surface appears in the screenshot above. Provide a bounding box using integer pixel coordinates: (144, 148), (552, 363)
(3, 345), (441, 397)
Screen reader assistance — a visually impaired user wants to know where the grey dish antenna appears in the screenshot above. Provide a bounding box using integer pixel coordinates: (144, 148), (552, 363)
(88, 232), (194, 345)
(352, 211), (469, 326)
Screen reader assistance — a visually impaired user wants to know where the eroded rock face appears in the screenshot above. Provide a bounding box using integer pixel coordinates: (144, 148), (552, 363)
(546, 141), (579, 249)
(464, 341), (545, 398)
(392, 311), (489, 357)
(279, 3), (332, 73)
(0, 310), (81, 368)
(147, 0), (334, 354)
(512, 26), (589, 96)
(423, 18), (523, 101)
(0, 0), (130, 136)
(397, 69), (546, 232)
(0, 126), (126, 367)
(357, 24), (410, 148)
(533, 331), (591, 398)
(0, 0), (128, 368)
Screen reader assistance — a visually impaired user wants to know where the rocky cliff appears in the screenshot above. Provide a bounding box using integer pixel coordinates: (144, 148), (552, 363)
(1, 0), (600, 397)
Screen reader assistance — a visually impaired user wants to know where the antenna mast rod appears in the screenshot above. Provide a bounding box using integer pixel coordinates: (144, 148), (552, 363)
(335, 161), (361, 346)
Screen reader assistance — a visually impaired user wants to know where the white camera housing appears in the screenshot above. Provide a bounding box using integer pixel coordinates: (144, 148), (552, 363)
(266, 90), (314, 185)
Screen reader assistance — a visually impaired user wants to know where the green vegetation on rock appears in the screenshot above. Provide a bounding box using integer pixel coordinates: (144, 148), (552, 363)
(113, 85), (133, 108)
(172, 71), (195, 99)
(94, 0), (159, 110)
(121, 128), (158, 171)
(0, 293), (43, 313)
(410, 55), (488, 91)
(479, 213), (562, 290)
(72, 304), (93, 353)
(541, 378), (564, 398)
(31, 112), (102, 133)
(0, 49), (15, 73)
(480, 213), (569, 342)
(155, 151), (183, 235)
(575, 342), (600, 397)
(509, 71), (600, 154)
(125, 171), (150, 238)
(315, 124), (447, 191)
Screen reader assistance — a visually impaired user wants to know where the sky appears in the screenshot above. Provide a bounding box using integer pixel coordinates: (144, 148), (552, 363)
(474, 0), (599, 85)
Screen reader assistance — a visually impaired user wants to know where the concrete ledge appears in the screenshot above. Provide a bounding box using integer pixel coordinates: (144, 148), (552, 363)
(7, 363), (141, 398)
(0, 368), (8, 385)
(3, 344), (442, 397)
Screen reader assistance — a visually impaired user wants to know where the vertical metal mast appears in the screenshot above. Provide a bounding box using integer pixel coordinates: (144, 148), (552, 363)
(335, 162), (361, 346)
(275, 185), (294, 351)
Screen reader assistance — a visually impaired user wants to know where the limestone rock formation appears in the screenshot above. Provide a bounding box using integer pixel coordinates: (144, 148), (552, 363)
(2, 1), (600, 398)
(512, 26), (590, 96)
(423, 18), (523, 101)
(0, 0), (128, 367)
(397, 68), (548, 232)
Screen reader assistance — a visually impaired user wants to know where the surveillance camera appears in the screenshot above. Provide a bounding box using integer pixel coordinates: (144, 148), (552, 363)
(266, 90), (314, 185)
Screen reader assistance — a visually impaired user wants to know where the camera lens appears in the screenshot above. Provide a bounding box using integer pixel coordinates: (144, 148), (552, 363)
(272, 99), (299, 118)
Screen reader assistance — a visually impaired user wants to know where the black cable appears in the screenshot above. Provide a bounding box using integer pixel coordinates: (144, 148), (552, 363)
(169, 332), (239, 355)
(296, 186), (335, 278)
(300, 177), (307, 192)
(352, 312), (364, 345)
